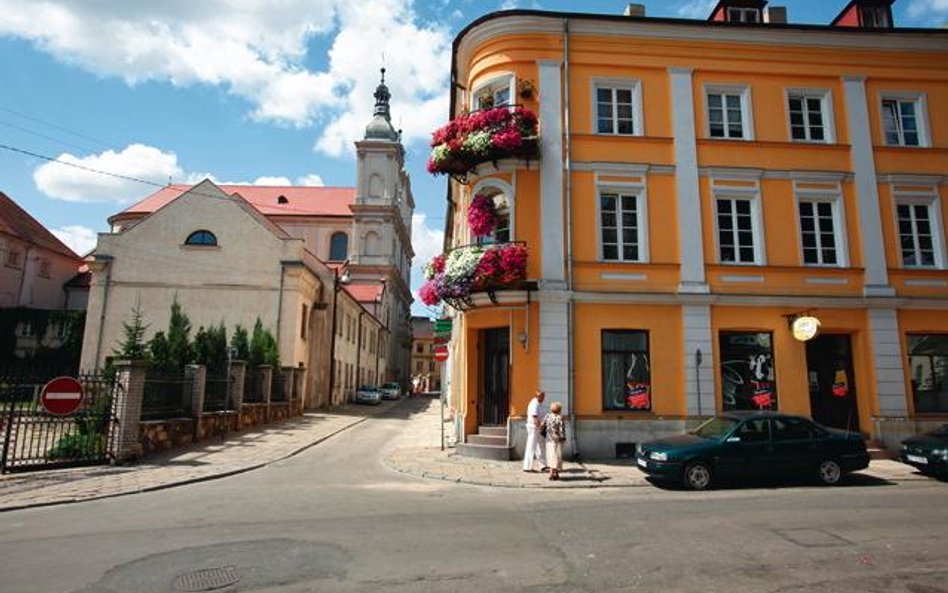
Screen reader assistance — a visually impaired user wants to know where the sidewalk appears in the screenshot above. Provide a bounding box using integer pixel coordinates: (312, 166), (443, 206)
(0, 397), (934, 512)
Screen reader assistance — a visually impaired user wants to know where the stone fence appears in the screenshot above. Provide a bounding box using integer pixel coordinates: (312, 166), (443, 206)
(111, 360), (306, 462)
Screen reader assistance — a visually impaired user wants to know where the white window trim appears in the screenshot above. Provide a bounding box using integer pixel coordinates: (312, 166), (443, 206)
(712, 182), (765, 266)
(471, 73), (516, 111)
(879, 91), (930, 148)
(727, 6), (761, 22)
(784, 88), (836, 144)
(590, 77), (644, 137)
(471, 176), (516, 243)
(892, 187), (946, 269)
(595, 181), (649, 263)
(794, 189), (849, 268)
(704, 84), (755, 141)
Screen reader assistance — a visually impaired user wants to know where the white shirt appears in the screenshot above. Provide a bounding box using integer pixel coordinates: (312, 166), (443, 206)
(526, 397), (544, 430)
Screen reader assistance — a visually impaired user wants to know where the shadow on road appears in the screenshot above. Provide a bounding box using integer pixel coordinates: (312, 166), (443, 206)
(642, 471), (896, 492)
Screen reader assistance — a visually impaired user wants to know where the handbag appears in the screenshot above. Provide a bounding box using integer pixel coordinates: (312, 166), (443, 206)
(539, 423), (547, 438)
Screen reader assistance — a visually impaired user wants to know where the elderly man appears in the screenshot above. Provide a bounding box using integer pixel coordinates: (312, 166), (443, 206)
(522, 389), (548, 472)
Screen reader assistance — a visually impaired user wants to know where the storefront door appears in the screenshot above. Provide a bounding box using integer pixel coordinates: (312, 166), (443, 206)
(479, 327), (509, 426)
(806, 334), (859, 432)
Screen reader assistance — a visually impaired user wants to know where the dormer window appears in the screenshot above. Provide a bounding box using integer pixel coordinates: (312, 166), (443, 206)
(859, 4), (889, 27)
(727, 7), (760, 22)
(277, 195), (289, 204)
(184, 230), (218, 246)
(708, 1), (767, 23)
(831, 0), (894, 29)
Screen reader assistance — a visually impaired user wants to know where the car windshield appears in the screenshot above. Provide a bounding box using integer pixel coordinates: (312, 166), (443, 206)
(359, 386), (377, 392)
(382, 383), (398, 389)
(691, 417), (740, 439)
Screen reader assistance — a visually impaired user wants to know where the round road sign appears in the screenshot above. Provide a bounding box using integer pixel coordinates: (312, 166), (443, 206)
(433, 346), (449, 363)
(40, 376), (85, 416)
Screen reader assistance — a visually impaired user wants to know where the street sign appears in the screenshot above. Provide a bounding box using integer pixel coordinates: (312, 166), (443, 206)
(434, 319), (452, 333)
(40, 376), (85, 416)
(433, 345), (449, 362)
(433, 334), (450, 345)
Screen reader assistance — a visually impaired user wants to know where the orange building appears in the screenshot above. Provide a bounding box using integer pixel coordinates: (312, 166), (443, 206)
(424, 0), (948, 459)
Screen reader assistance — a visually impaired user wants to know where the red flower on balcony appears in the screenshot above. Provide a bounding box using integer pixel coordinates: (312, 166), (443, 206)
(427, 106), (539, 178)
(467, 194), (499, 237)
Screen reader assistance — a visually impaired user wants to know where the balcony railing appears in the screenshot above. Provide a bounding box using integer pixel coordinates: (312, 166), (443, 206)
(419, 241), (531, 311)
(426, 106), (539, 183)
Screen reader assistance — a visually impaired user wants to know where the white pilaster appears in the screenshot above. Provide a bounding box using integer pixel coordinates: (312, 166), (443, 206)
(683, 305), (716, 416)
(868, 308), (908, 416)
(538, 59), (566, 288)
(669, 67), (708, 293)
(842, 76), (894, 297)
(538, 298), (570, 414)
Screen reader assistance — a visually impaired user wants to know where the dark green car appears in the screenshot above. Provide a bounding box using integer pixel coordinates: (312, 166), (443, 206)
(635, 411), (870, 490)
(900, 424), (948, 478)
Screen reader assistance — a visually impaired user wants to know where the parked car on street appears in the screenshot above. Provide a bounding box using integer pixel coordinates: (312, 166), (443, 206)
(354, 385), (381, 406)
(379, 382), (401, 400)
(636, 411), (870, 490)
(900, 424), (948, 478)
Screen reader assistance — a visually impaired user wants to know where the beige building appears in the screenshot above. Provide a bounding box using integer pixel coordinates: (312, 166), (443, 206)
(410, 316), (442, 392)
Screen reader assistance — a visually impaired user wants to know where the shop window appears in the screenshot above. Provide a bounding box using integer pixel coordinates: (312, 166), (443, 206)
(908, 334), (948, 414)
(601, 330), (651, 411)
(719, 331), (777, 411)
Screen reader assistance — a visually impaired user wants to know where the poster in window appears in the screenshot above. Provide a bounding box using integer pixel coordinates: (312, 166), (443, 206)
(719, 332), (777, 410)
(602, 330), (651, 411)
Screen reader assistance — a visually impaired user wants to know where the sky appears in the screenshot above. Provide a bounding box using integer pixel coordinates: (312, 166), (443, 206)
(1, 0), (946, 316)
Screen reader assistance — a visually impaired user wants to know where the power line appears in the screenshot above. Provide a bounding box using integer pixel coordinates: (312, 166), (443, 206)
(0, 119), (103, 155)
(0, 106), (114, 150)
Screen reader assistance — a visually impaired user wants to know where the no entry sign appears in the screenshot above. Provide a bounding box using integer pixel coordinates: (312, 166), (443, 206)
(433, 345), (449, 363)
(40, 377), (85, 416)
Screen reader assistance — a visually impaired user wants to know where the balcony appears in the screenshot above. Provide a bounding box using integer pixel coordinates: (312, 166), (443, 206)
(418, 242), (532, 311)
(426, 106), (539, 184)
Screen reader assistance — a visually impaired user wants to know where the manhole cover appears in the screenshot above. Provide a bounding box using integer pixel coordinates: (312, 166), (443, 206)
(172, 566), (240, 591)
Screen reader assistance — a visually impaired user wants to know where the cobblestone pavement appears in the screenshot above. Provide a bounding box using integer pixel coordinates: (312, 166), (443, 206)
(0, 396), (934, 511)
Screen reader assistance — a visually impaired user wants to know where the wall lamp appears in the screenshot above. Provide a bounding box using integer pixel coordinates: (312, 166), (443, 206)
(785, 311), (821, 342)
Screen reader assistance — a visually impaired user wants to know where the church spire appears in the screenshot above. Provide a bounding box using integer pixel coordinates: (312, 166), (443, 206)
(364, 67), (398, 141)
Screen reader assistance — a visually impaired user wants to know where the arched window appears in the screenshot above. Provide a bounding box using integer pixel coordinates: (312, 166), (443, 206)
(363, 231), (381, 256)
(472, 185), (511, 245)
(329, 232), (349, 261)
(185, 230), (218, 246)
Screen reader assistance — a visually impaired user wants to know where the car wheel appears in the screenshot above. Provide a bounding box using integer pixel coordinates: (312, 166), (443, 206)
(683, 461), (712, 491)
(817, 459), (842, 485)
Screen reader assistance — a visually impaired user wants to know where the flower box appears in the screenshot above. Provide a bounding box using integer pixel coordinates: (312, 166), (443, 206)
(426, 107), (540, 179)
(419, 243), (529, 310)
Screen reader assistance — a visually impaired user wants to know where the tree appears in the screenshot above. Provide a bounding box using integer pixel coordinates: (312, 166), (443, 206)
(231, 324), (250, 361)
(193, 323), (228, 374)
(113, 300), (149, 360)
(149, 330), (173, 374)
(166, 296), (193, 371)
(249, 318), (279, 367)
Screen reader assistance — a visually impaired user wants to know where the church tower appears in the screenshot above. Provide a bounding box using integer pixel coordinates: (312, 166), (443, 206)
(349, 68), (415, 384)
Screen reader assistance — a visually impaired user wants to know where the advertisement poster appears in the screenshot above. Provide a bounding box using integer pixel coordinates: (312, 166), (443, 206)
(719, 332), (777, 410)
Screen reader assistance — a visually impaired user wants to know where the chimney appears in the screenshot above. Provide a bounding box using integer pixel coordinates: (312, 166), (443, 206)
(765, 6), (787, 23)
(623, 3), (646, 17)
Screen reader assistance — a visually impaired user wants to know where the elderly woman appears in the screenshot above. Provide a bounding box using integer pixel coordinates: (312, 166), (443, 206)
(542, 402), (566, 480)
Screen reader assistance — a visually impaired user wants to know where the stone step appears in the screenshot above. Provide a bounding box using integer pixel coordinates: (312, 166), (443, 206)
(478, 426), (507, 438)
(456, 442), (513, 461)
(467, 434), (507, 446)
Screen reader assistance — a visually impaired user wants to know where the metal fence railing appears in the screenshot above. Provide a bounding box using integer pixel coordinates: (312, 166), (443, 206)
(141, 375), (193, 421)
(270, 371), (288, 403)
(203, 375), (232, 412)
(243, 369), (265, 403)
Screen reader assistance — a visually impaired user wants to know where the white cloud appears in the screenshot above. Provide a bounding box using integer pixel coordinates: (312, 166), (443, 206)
(33, 144), (183, 203)
(907, 0), (948, 22)
(252, 176), (293, 186)
(51, 225), (98, 256)
(411, 212), (444, 272)
(0, 0), (451, 156)
(676, 0), (716, 19)
(500, 0), (521, 9)
(297, 174), (325, 186)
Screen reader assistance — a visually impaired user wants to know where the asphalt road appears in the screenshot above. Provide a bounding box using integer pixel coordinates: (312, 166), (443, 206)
(0, 398), (945, 593)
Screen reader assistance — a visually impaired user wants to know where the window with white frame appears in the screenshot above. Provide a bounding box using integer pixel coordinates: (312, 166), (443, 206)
(727, 7), (760, 22)
(896, 198), (942, 268)
(797, 197), (843, 266)
(788, 90), (833, 143)
(473, 76), (513, 110)
(600, 191), (645, 262)
(594, 81), (642, 136)
(881, 94), (927, 147)
(706, 86), (752, 140)
(6, 248), (21, 268)
(716, 196), (760, 264)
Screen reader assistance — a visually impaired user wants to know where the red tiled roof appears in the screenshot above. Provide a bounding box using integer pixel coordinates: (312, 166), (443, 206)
(118, 183), (356, 218)
(0, 192), (80, 260)
(344, 282), (385, 303)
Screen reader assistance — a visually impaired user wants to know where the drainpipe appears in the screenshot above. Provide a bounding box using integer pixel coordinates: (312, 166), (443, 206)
(563, 17), (579, 460)
(92, 255), (113, 372)
(356, 310), (365, 387)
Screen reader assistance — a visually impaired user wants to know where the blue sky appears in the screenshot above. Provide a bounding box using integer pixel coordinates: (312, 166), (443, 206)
(1, 0), (945, 314)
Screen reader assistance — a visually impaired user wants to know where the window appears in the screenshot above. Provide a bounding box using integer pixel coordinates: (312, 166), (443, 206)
(16, 321), (34, 338)
(896, 200), (939, 268)
(329, 232), (349, 261)
(600, 192), (644, 262)
(601, 330), (651, 411)
(473, 76), (513, 110)
(300, 304), (308, 340)
(706, 86), (752, 140)
(184, 230), (217, 246)
(771, 417), (817, 442)
(594, 81), (642, 136)
(716, 197), (760, 264)
(6, 249), (21, 268)
(798, 199), (841, 266)
(727, 7), (760, 22)
(720, 332), (777, 411)
(908, 334), (948, 414)
(38, 259), (51, 278)
(737, 418), (770, 443)
(416, 344), (423, 354)
(860, 5), (890, 27)
(881, 95), (927, 147)
(787, 90), (833, 143)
